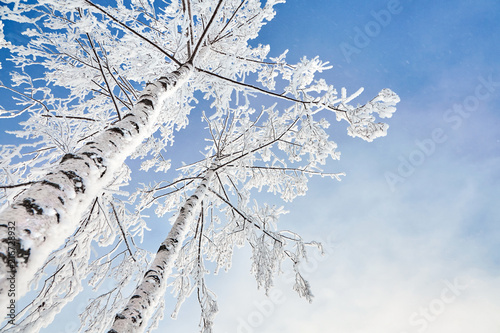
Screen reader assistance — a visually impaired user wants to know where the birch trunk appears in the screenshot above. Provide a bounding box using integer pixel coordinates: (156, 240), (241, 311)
(108, 168), (215, 333)
(0, 63), (193, 318)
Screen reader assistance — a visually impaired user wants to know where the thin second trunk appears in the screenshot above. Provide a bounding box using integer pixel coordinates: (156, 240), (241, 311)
(108, 169), (215, 333)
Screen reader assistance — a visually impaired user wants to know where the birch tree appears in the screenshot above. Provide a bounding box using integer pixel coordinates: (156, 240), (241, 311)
(0, 0), (399, 331)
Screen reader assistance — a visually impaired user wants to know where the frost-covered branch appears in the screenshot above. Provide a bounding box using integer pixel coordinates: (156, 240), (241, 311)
(0, 0), (398, 331)
(0, 63), (193, 319)
(85, 32), (122, 120)
(189, 0), (224, 63)
(83, 0), (182, 66)
(108, 168), (215, 333)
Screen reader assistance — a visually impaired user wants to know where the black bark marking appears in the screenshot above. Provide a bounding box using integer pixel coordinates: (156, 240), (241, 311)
(129, 121), (140, 133)
(144, 269), (157, 277)
(144, 271), (161, 284)
(139, 110), (149, 121)
(0, 236), (31, 268)
(81, 152), (106, 177)
(115, 313), (126, 320)
(131, 295), (141, 300)
(58, 196), (65, 205)
(60, 171), (85, 193)
(56, 212), (61, 223)
(159, 77), (172, 89)
(19, 198), (43, 215)
(24, 229), (31, 235)
(81, 152), (104, 166)
(88, 146), (103, 152)
(0, 253), (8, 267)
(138, 99), (153, 108)
(16, 245), (30, 263)
(123, 113), (134, 119)
(61, 153), (83, 164)
(108, 127), (125, 136)
(158, 244), (167, 252)
(108, 140), (117, 147)
(41, 180), (61, 190)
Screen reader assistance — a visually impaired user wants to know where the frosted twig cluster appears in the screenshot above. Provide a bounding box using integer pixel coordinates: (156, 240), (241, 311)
(0, 0), (398, 332)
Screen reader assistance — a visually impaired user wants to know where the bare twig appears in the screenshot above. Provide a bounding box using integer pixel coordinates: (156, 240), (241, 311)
(209, 188), (282, 244)
(197, 68), (348, 116)
(84, 0), (181, 66)
(110, 202), (136, 261)
(212, 0), (246, 44)
(214, 116), (300, 172)
(0, 181), (38, 190)
(0, 84), (50, 114)
(189, 0), (224, 63)
(85, 33), (122, 120)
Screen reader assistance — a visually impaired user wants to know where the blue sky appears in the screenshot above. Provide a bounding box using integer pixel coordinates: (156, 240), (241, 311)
(1, 0), (500, 332)
(218, 1), (500, 332)
(209, 1), (500, 332)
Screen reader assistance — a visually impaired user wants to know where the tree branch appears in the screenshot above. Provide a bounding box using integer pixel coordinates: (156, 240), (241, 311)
(85, 33), (122, 120)
(0, 182), (38, 190)
(0, 84), (50, 115)
(189, 0), (224, 63)
(212, 0), (246, 44)
(110, 202), (136, 261)
(214, 116), (300, 172)
(83, 0), (181, 66)
(209, 188), (282, 244)
(197, 67), (348, 116)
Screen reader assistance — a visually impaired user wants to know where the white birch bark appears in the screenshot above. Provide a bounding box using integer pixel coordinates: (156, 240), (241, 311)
(0, 63), (193, 317)
(108, 168), (215, 333)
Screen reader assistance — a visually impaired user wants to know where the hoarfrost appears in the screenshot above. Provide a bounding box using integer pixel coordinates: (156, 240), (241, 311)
(0, 0), (398, 331)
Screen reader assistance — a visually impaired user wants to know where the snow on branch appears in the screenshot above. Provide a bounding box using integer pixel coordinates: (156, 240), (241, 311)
(0, 0), (398, 331)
